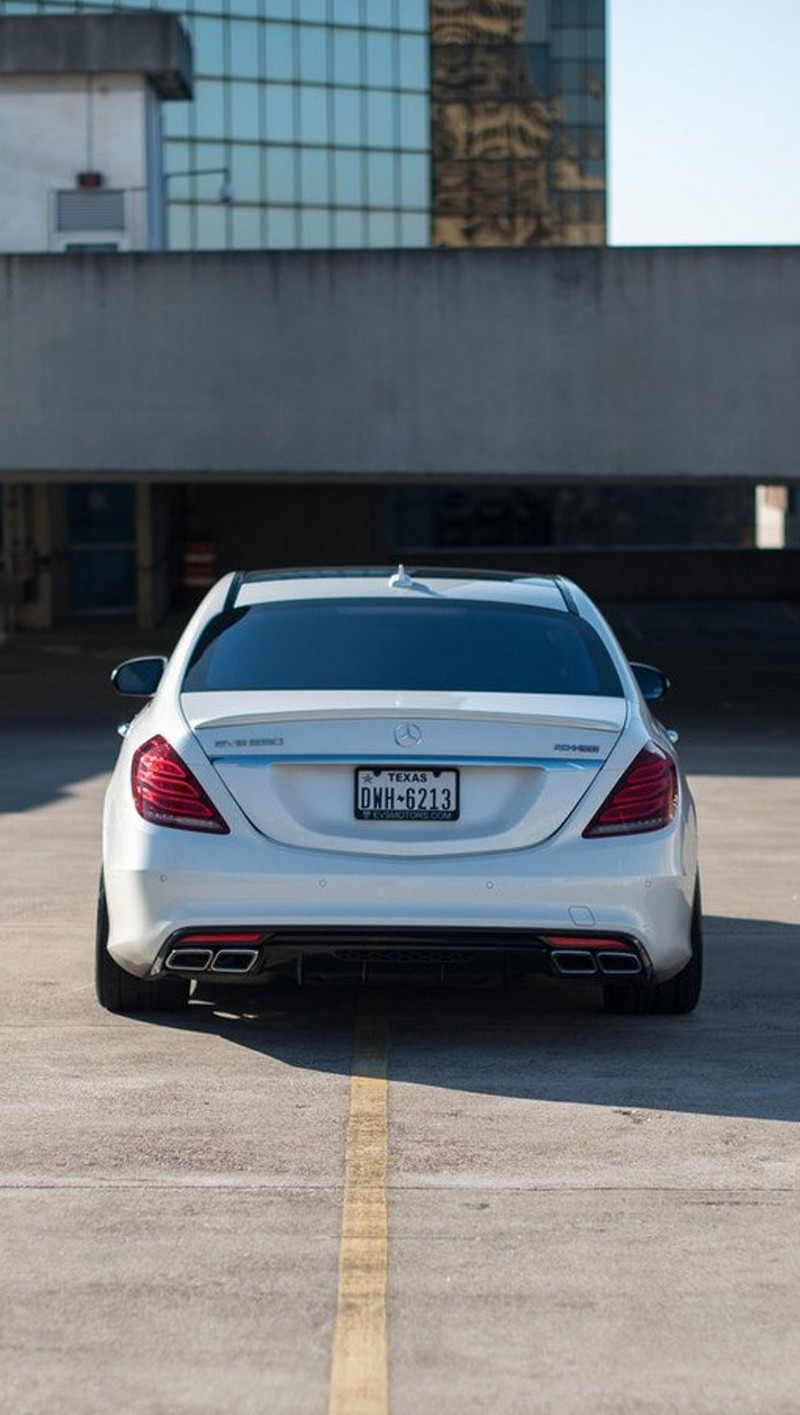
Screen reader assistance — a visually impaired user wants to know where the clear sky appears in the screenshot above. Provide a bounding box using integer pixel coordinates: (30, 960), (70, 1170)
(608, 0), (800, 245)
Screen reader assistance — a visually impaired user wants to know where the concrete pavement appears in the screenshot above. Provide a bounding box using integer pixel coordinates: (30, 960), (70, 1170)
(1, 603), (798, 1414)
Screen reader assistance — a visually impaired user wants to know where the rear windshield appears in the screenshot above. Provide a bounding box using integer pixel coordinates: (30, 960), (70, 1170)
(182, 599), (622, 697)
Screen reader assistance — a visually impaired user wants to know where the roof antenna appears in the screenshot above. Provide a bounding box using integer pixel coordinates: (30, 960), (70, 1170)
(388, 564), (414, 589)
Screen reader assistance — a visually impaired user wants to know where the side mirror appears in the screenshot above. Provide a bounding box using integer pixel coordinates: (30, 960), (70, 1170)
(630, 662), (670, 703)
(111, 656), (167, 697)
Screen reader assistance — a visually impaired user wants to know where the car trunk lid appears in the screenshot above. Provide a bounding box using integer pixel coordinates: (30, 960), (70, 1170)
(183, 690), (626, 856)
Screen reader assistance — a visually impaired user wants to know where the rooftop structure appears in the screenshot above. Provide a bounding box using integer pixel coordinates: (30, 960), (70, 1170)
(0, 12), (192, 252)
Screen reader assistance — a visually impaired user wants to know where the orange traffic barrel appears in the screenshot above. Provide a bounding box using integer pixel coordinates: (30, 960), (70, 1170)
(181, 538), (217, 604)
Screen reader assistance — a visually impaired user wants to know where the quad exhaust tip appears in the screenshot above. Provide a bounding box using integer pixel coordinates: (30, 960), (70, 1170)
(165, 946), (259, 974)
(597, 951), (642, 976)
(165, 947), (214, 972)
(210, 949), (259, 974)
(550, 948), (643, 978)
(551, 949), (598, 976)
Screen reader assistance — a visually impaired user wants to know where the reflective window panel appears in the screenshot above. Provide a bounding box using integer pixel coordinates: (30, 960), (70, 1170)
(430, 0), (606, 247)
(4, 0), (605, 250)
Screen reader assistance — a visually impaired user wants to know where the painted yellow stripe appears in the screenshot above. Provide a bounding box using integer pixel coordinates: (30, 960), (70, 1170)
(328, 995), (390, 1415)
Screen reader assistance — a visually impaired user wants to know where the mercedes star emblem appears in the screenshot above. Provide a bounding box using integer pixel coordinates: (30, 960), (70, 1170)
(394, 721), (423, 748)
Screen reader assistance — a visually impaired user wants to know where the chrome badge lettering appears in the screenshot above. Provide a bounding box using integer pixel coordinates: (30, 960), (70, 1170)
(214, 736), (284, 748)
(553, 743), (601, 754)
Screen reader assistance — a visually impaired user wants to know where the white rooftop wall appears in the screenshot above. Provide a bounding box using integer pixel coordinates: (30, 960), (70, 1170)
(0, 73), (157, 252)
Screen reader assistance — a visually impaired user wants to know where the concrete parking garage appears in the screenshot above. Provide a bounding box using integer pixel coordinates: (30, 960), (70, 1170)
(3, 245), (800, 628)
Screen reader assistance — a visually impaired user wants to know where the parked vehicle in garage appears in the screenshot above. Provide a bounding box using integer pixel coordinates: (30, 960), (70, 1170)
(97, 566), (701, 1015)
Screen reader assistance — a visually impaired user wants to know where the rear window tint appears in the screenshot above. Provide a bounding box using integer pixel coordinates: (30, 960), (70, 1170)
(182, 599), (622, 697)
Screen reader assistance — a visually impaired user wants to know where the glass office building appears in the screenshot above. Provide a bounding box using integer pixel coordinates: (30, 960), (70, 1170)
(0, 0), (605, 248)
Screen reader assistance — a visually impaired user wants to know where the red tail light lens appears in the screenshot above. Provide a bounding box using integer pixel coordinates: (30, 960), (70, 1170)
(583, 743), (677, 838)
(131, 736), (229, 833)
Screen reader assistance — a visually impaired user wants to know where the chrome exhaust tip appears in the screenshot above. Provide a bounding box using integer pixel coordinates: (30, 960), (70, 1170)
(597, 952), (643, 976)
(551, 949), (598, 977)
(210, 948), (259, 974)
(165, 947), (214, 972)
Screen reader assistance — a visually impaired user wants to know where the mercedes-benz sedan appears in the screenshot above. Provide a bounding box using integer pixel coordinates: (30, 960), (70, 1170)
(97, 568), (701, 1016)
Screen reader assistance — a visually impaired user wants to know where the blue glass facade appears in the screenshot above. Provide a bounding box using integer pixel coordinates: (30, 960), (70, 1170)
(167, 0), (431, 249)
(0, 0), (605, 248)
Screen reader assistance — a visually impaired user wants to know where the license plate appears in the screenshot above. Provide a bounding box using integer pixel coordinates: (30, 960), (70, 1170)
(355, 767), (460, 821)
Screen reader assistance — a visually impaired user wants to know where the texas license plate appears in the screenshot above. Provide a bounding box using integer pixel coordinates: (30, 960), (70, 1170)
(354, 767), (460, 821)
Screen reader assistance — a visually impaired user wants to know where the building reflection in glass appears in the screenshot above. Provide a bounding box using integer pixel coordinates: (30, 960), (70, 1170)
(431, 0), (606, 247)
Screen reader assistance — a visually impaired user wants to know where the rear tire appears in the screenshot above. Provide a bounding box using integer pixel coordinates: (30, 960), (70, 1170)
(603, 880), (703, 1017)
(95, 875), (190, 1014)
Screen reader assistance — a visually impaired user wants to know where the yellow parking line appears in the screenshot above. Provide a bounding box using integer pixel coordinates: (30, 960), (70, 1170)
(328, 995), (390, 1415)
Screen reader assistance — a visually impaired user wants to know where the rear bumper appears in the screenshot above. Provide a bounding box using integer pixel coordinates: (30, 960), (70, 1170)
(155, 924), (651, 986)
(104, 823), (697, 984)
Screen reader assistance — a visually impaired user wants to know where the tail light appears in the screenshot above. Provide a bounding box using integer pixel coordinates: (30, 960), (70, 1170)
(583, 743), (677, 838)
(131, 735), (229, 833)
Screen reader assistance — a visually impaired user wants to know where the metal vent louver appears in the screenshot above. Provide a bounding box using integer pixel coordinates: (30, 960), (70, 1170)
(55, 190), (126, 233)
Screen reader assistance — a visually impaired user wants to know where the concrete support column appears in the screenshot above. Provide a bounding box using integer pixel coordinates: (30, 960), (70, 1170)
(0, 483), (20, 638)
(136, 481), (171, 629)
(49, 484), (68, 623)
(2, 482), (64, 630)
(784, 487), (800, 548)
(136, 482), (155, 631)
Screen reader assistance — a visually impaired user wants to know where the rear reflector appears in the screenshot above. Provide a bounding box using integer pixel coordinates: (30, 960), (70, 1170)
(583, 743), (677, 838)
(132, 735), (229, 833)
(178, 931), (261, 945)
(543, 935), (631, 950)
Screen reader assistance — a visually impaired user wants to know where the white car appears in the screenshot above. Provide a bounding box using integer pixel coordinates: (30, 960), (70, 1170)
(97, 567), (701, 1016)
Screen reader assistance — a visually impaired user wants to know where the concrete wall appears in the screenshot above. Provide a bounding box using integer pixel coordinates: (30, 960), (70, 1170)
(0, 14), (192, 98)
(1, 247), (800, 481)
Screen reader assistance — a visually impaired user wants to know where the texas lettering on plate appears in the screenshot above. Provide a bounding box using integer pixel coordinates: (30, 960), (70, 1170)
(354, 766), (460, 821)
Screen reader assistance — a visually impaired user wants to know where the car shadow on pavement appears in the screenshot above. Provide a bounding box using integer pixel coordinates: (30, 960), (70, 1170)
(0, 728), (116, 813)
(140, 914), (800, 1125)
